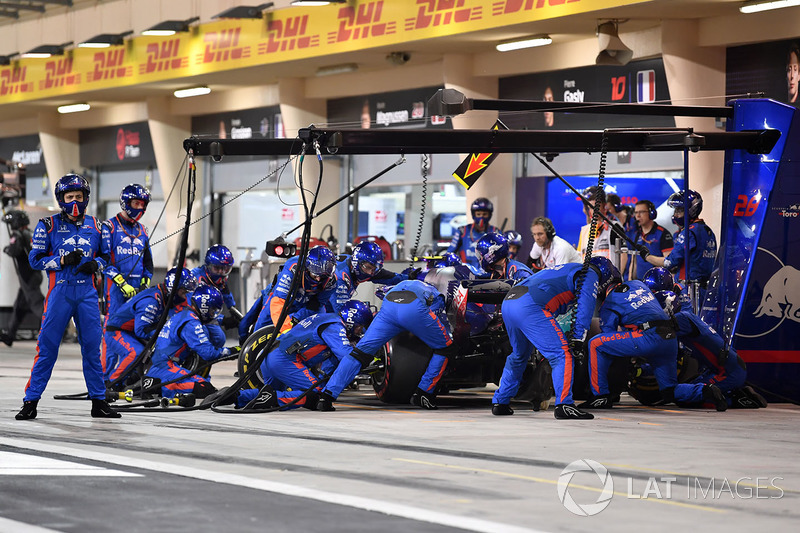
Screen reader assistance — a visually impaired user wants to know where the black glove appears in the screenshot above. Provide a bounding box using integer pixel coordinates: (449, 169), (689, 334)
(220, 314), (241, 329)
(76, 260), (99, 275)
(407, 267), (423, 280)
(637, 244), (650, 259)
(62, 249), (84, 266)
(568, 338), (586, 358)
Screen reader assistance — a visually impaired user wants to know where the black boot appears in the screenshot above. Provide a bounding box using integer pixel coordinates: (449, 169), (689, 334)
(577, 394), (613, 409)
(91, 399), (122, 418)
(15, 400), (38, 420)
(249, 385), (279, 410)
(410, 387), (438, 410)
(741, 385), (767, 408)
(554, 404), (594, 420)
(702, 384), (728, 412)
(316, 391), (336, 412)
(201, 387), (236, 407)
(492, 403), (514, 416)
(0, 331), (13, 347)
(729, 386), (767, 409)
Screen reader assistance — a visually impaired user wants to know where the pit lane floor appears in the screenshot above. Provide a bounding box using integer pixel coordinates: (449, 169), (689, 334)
(1, 341), (798, 533)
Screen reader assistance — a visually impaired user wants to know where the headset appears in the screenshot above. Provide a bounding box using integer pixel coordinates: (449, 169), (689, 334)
(637, 200), (657, 221)
(531, 216), (556, 241)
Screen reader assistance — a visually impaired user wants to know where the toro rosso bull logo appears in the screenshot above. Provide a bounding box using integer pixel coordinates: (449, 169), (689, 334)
(62, 236), (91, 247)
(754, 265), (800, 323)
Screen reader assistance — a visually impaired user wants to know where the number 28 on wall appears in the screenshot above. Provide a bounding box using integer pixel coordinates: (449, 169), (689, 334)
(733, 194), (760, 217)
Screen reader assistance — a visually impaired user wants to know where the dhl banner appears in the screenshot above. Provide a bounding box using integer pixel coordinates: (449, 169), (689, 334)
(0, 0), (643, 105)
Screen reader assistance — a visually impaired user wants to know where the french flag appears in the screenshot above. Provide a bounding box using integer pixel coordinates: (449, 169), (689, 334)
(637, 70), (656, 103)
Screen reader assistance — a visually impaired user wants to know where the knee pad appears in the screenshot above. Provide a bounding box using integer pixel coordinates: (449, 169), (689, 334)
(192, 381), (217, 399)
(660, 386), (676, 404)
(433, 342), (459, 359)
(351, 348), (374, 367)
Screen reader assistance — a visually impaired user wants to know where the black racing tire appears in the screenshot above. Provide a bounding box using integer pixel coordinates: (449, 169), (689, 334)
(237, 325), (276, 390)
(372, 332), (432, 404)
(628, 352), (692, 406)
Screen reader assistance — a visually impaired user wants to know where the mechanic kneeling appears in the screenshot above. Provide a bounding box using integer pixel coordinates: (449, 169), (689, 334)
(146, 285), (239, 399)
(320, 279), (458, 410)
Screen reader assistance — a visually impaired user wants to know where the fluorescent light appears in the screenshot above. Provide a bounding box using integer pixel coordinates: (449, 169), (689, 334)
(21, 42), (72, 59)
(316, 63), (358, 76)
(142, 17), (200, 36)
(740, 0), (800, 13)
(78, 32), (132, 48)
(58, 103), (91, 114)
(78, 43), (111, 49)
(496, 35), (552, 52)
(174, 86), (211, 98)
(292, 1), (335, 5)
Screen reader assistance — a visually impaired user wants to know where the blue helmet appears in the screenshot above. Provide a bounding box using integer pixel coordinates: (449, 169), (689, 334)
(55, 174), (90, 218)
(642, 267), (674, 293)
(304, 246), (336, 288)
(503, 230), (523, 259)
(190, 285), (224, 323)
(588, 256), (620, 293)
(668, 189), (703, 225)
(204, 244), (234, 284)
(654, 290), (681, 315)
(339, 300), (373, 340)
(470, 197), (493, 227)
(475, 232), (509, 272)
(120, 183), (151, 222)
(164, 267), (199, 293)
(350, 241), (384, 282)
(434, 251), (461, 268)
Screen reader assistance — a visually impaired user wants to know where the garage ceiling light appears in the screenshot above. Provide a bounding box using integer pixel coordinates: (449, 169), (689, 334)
(0, 52), (19, 65)
(79, 31), (133, 49)
(292, 1), (347, 5)
(142, 17), (200, 36)
(174, 86), (211, 98)
(58, 103), (91, 114)
(21, 42), (72, 59)
(212, 3), (273, 19)
(740, 0), (800, 13)
(496, 35), (552, 52)
(316, 63), (358, 76)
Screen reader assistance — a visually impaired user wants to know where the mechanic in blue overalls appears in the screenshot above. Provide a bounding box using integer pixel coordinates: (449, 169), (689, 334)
(503, 230), (524, 261)
(320, 279), (459, 410)
(223, 300), (374, 410)
(101, 184), (153, 369)
(334, 241), (406, 311)
(640, 190), (717, 303)
(448, 197), (500, 271)
(193, 244), (241, 330)
(146, 285), (239, 399)
(475, 232), (533, 281)
(16, 174), (120, 420)
(492, 257), (616, 420)
(103, 268), (197, 386)
(580, 275), (728, 411)
(251, 246), (337, 334)
(650, 288), (766, 409)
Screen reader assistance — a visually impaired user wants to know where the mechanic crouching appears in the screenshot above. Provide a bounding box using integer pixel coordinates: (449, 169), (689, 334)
(475, 232), (532, 281)
(320, 279), (459, 410)
(145, 285), (240, 399)
(492, 257), (618, 420)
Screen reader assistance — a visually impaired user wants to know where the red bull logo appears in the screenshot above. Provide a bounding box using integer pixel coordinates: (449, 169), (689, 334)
(754, 265), (800, 323)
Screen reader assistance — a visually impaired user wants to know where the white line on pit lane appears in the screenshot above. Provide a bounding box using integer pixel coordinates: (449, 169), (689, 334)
(0, 517), (64, 533)
(0, 451), (142, 477)
(0, 437), (546, 533)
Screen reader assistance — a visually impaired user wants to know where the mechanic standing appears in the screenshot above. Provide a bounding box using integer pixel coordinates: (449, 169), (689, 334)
(320, 279), (459, 410)
(1, 209), (44, 347)
(101, 184), (153, 368)
(492, 257), (617, 420)
(448, 197), (500, 271)
(16, 174), (120, 420)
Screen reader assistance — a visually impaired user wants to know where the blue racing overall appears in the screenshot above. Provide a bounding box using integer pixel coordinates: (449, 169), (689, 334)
(448, 222), (500, 271)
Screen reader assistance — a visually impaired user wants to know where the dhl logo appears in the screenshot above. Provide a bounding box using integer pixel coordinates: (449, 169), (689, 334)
(39, 58), (80, 90)
(139, 40), (188, 74)
(259, 15), (319, 54)
(87, 49), (132, 82)
(327, 1), (397, 44)
(405, 0), (482, 31)
(198, 28), (251, 64)
(0, 66), (33, 96)
(492, 0), (582, 16)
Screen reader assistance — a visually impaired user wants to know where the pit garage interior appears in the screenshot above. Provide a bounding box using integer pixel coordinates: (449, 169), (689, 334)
(1, 1), (799, 532)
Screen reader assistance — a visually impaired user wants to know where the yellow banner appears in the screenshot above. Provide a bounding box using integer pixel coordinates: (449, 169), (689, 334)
(0, 0), (645, 104)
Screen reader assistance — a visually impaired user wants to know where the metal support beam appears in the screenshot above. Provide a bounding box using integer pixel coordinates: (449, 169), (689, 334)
(0, 8), (18, 18)
(0, 2), (45, 12)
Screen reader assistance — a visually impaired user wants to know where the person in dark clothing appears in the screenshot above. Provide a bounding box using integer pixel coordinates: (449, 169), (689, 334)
(1, 209), (44, 346)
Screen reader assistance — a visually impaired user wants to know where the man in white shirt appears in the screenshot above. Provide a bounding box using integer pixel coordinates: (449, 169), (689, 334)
(577, 186), (619, 265)
(528, 216), (581, 270)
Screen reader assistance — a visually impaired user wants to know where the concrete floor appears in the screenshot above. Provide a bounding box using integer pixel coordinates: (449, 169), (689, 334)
(1, 341), (798, 533)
